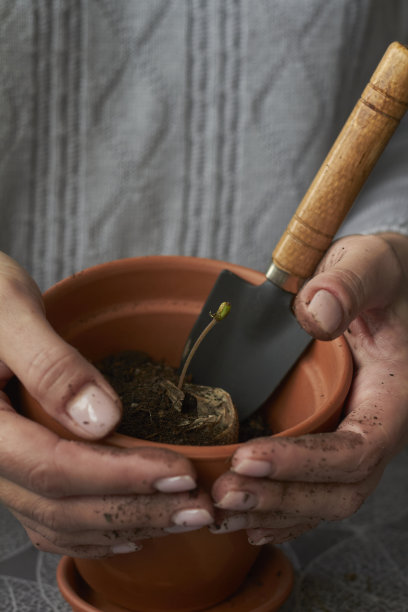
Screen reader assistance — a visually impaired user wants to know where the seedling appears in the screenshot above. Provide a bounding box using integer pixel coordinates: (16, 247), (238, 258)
(177, 302), (231, 390)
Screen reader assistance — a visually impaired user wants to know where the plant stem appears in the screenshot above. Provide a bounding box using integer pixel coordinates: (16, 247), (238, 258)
(177, 302), (231, 390)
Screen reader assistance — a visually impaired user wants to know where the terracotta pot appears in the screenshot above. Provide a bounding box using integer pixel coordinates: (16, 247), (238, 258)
(19, 256), (353, 612)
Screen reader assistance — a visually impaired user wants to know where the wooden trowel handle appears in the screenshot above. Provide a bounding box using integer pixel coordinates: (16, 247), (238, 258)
(270, 41), (408, 292)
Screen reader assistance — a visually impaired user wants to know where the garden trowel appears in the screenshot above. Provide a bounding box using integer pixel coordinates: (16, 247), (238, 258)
(180, 42), (408, 422)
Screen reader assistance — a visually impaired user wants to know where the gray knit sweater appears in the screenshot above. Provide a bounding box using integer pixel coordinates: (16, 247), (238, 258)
(1, 0), (407, 290)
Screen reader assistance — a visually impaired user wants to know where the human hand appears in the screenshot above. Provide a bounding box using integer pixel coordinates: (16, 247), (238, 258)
(0, 253), (213, 557)
(211, 233), (408, 545)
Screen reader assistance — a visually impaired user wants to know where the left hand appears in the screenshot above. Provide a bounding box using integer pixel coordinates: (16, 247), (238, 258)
(211, 232), (408, 545)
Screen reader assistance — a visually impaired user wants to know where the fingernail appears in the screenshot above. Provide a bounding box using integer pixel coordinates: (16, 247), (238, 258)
(111, 542), (142, 554)
(215, 491), (258, 511)
(167, 509), (213, 532)
(66, 383), (120, 437)
(209, 514), (247, 534)
(154, 475), (196, 493)
(308, 290), (343, 334)
(232, 459), (272, 477)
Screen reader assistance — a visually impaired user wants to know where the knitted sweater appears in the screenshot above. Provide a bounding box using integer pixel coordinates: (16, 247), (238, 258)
(1, 0), (407, 290)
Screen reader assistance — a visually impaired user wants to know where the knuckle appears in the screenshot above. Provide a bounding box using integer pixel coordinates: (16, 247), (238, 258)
(26, 438), (76, 498)
(0, 272), (24, 304)
(331, 488), (365, 520)
(29, 529), (73, 553)
(46, 531), (74, 549)
(329, 430), (379, 482)
(354, 442), (384, 482)
(330, 267), (365, 316)
(26, 459), (65, 498)
(26, 346), (81, 401)
(0, 271), (44, 331)
(353, 460), (375, 482)
(32, 502), (65, 532)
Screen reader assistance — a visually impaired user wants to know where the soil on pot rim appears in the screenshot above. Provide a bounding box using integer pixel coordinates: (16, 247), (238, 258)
(95, 350), (271, 445)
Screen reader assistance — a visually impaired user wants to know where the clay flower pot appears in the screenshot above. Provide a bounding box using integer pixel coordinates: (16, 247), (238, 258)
(19, 256), (353, 612)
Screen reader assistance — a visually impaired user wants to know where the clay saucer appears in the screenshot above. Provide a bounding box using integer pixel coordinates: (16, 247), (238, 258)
(57, 545), (294, 612)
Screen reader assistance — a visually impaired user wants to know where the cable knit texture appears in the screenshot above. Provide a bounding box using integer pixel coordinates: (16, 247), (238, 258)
(0, 0), (407, 290)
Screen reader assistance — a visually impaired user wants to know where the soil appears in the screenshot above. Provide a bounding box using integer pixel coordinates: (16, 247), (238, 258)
(95, 350), (271, 446)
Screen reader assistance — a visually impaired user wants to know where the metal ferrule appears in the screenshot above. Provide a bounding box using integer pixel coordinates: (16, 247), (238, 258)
(265, 261), (304, 294)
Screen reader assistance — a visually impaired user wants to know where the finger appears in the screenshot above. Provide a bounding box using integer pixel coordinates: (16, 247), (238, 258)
(247, 522), (320, 546)
(14, 509), (166, 546)
(15, 510), (159, 557)
(293, 234), (401, 339)
(0, 408), (198, 497)
(229, 430), (377, 484)
(27, 528), (142, 559)
(212, 471), (380, 521)
(210, 511), (317, 534)
(1, 476), (213, 534)
(0, 253), (121, 439)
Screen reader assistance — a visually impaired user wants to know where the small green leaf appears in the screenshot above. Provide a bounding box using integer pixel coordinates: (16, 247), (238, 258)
(211, 301), (231, 322)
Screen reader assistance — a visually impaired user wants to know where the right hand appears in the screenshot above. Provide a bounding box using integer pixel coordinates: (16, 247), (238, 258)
(0, 253), (214, 557)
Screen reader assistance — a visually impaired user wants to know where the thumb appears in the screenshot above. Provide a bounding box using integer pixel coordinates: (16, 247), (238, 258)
(293, 234), (402, 340)
(0, 254), (121, 439)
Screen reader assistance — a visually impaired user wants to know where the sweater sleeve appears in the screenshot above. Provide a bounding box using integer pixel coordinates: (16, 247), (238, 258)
(337, 111), (408, 239)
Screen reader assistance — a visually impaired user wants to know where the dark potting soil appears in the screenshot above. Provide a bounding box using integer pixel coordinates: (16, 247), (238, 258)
(95, 350), (271, 446)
